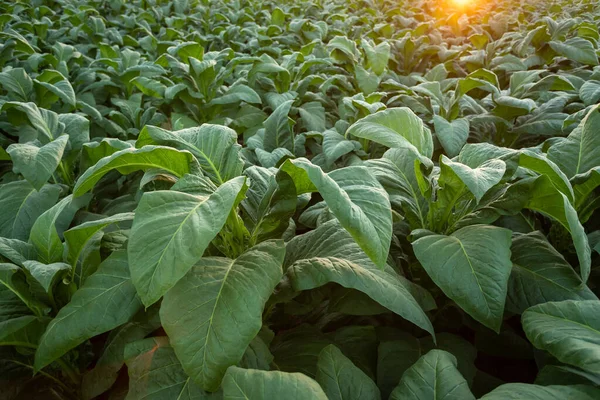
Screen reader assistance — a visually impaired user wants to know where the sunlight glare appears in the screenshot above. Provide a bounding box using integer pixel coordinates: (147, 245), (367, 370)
(450, 0), (474, 8)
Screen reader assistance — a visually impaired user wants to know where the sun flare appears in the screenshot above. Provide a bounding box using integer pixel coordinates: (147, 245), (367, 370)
(450, 0), (475, 8)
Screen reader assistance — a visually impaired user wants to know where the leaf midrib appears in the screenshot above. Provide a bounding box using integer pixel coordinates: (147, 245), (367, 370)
(145, 194), (208, 301)
(200, 258), (236, 381)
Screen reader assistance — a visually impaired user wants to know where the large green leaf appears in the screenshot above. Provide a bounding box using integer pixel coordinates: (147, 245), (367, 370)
(1, 102), (58, 142)
(34, 251), (142, 371)
(0, 68), (33, 101)
(0, 181), (60, 241)
(241, 166), (296, 242)
(430, 155), (506, 232)
(519, 150), (574, 202)
(316, 345), (381, 400)
(549, 38), (599, 66)
(222, 366), (328, 400)
(0, 263), (47, 317)
(81, 138), (133, 171)
(28, 195), (73, 264)
(239, 335), (274, 371)
(365, 147), (430, 228)
(130, 76), (166, 99)
(160, 241), (285, 391)
(281, 158), (392, 268)
(125, 337), (216, 400)
(285, 220), (434, 337)
(433, 116), (469, 158)
(572, 167), (600, 209)
(22, 260), (70, 300)
(412, 225), (512, 332)
(377, 335), (422, 399)
(137, 125), (243, 185)
(389, 350), (475, 400)
(377, 332), (477, 398)
(548, 104), (600, 178)
(34, 70), (77, 107)
(438, 155), (506, 204)
(6, 135), (69, 190)
(0, 315), (48, 348)
(346, 108), (433, 158)
(64, 212), (134, 268)
(298, 101), (326, 132)
(507, 232), (596, 314)
(263, 99), (295, 152)
(362, 40), (390, 75)
(0, 238), (36, 267)
(73, 146), (194, 196)
(129, 176), (246, 307)
(524, 175), (591, 282)
(579, 80), (600, 106)
(481, 383), (600, 399)
(209, 84), (261, 106)
(522, 300), (600, 375)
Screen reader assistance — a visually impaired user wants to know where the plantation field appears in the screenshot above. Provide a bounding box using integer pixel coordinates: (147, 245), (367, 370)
(2, 0), (600, 398)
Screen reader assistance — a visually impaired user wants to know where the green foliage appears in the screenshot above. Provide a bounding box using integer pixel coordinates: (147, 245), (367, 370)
(1, 0), (600, 398)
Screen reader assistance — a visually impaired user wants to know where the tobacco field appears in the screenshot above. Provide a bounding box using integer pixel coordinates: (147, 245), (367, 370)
(1, 0), (600, 398)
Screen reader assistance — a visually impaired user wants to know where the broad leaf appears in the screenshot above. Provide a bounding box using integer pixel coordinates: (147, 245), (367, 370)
(0, 238), (37, 266)
(346, 108), (433, 158)
(0, 315), (48, 348)
(298, 101), (326, 132)
(22, 260), (70, 297)
(519, 150), (574, 202)
(524, 176), (591, 282)
(264, 99), (295, 152)
(433, 116), (469, 158)
(34, 70), (76, 107)
(160, 241), (285, 391)
(64, 212), (134, 268)
(222, 366), (328, 400)
(366, 148), (431, 228)
(129, 176), (246, 306)
(7, 135), (69, 190)
(522, 300), (600, 375)
(0, 181), (60, 241)
(281, 158), (392, 268)
(412, 225), (512, 332)
(73, 146), (194, 196)
(29, 195), (72, 264)
(34, 251), (142, 370)
(316, 344), (381, 400)
(0, 68), (33, 101)
(125, 337), (215, 400)
(0, 263), (47, 317)
(579, 80), (600, 106)
(507, 232), (596, 314)
(137, 125), (243, 185)
(389, 350), (475, 400)
(549, 38), (599, 66)
(209, 84), (261, 106)
(285, 220), (434, 337)
(438, 155), (506, 203)
(548, 104), (600, 178)
(481, 383), (600, 399)
(241, 166), (296, 242)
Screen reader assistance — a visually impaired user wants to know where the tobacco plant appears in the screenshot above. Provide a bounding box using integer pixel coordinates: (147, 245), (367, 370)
(1, 0), (600, 399)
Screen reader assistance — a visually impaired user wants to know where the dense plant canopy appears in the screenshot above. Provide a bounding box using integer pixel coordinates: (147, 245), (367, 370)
(1, 0), (600, 398)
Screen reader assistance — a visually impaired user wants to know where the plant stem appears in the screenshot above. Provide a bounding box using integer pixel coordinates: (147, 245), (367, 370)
(55, 358), (80, 386)
(58, 161), (73, 186)
(9, 360), (73, 394)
